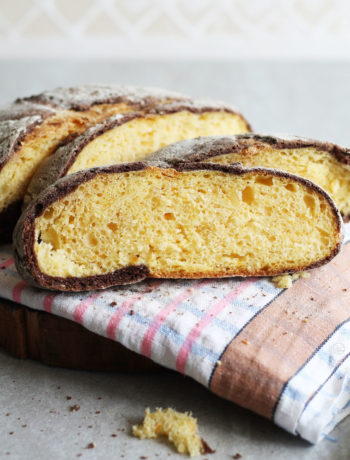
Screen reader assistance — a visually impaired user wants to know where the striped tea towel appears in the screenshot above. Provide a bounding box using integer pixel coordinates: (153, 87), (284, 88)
(1, 224), (350, 444)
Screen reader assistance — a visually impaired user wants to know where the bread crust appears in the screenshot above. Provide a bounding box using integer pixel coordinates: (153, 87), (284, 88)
(147, 134), (350, 165)
(0, 116), (44, 172)
(14, 161), (343, 292)
(16, 84), (188, 111)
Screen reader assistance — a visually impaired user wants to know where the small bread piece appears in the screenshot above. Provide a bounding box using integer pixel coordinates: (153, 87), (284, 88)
(150, 134), (350, 220)
(14, 160), (342, 292)
(132, 407), (208, 457)
(24, 101), (250, 205)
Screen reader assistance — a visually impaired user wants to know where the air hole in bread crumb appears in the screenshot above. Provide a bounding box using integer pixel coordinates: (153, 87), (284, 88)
(164, 212), (175, 220)
(255, 176), (273, 186)
(45, 228), (59, 249)
(304, 194), (316, 214)
(88, 234), (98, 246)
(43, 208), (54, 220)
(241, 186), (254, 205)
(285, 183), (296, 192)
(107, 222), (118, 231)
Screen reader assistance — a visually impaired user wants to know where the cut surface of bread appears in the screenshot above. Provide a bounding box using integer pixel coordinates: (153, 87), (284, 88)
(0, 104), (128, 215)
(0, 85), (251, 242)
(132, 407), (206, 457)
(25, 108), (249, 204)
(151, 135), (350, 219)
(14, 162), (342, 292)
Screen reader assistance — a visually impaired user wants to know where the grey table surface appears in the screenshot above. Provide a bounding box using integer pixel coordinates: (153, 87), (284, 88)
(0, 60), (349, 460)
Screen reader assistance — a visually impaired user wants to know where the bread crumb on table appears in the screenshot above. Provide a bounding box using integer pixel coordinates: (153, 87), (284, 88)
(132, 407), (214, 457)
(70, 404), (80, 412)
(272, 271), (310, 289)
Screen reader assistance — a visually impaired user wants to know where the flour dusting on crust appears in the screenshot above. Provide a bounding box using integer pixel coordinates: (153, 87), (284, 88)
(0, 117), (43, 169)
(17, 84), (189, 110)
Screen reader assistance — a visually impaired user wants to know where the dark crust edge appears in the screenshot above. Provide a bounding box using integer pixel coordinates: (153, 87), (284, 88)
(242, 134), (350, 165)
(14, 162), (343, 292)
(178, 134), (350, 166)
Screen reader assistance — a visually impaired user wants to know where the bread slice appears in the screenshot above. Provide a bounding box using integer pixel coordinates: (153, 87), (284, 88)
(14, 159), (342, 291)
(0, 86), (251, 242)
(24, 102), (251, 205)
(150, 134), (350, 220)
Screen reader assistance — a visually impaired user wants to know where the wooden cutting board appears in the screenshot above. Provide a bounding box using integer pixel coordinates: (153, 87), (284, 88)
(0, 297), (161, 372)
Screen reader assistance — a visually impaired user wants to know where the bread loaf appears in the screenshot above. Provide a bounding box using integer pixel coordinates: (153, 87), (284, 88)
(0, 85), (251, 241)
(14, 158), (342, 291)
(150, 134), (350, 220)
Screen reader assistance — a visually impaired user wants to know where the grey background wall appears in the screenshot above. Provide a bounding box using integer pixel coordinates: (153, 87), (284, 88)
(1, 60), (349, 146)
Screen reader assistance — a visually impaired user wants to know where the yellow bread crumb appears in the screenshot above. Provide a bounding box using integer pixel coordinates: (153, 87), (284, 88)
(272, 271), (311, 289)
(132, 408), (205, 457)
(0, 103), (131, 213)
(208, 145), (350, 217)
(25, 111), (248, 205)
(34, 168), (339, 279)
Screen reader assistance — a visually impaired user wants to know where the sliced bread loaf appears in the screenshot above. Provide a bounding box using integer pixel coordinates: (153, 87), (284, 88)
(14, 159), (342, 291)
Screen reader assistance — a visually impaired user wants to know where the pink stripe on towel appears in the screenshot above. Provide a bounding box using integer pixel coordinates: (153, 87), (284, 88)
(140, 280), (209, 359)
(12, 280), (28, 303)
(73, 292), (101, 324)
(43, 293), (58, 313)
(176, 278), (254, 374)
(0, 257), (14, 270)
(106, 295), (140, 340)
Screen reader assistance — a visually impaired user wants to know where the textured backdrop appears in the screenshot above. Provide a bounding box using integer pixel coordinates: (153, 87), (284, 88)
(0, 0), (349, 59)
